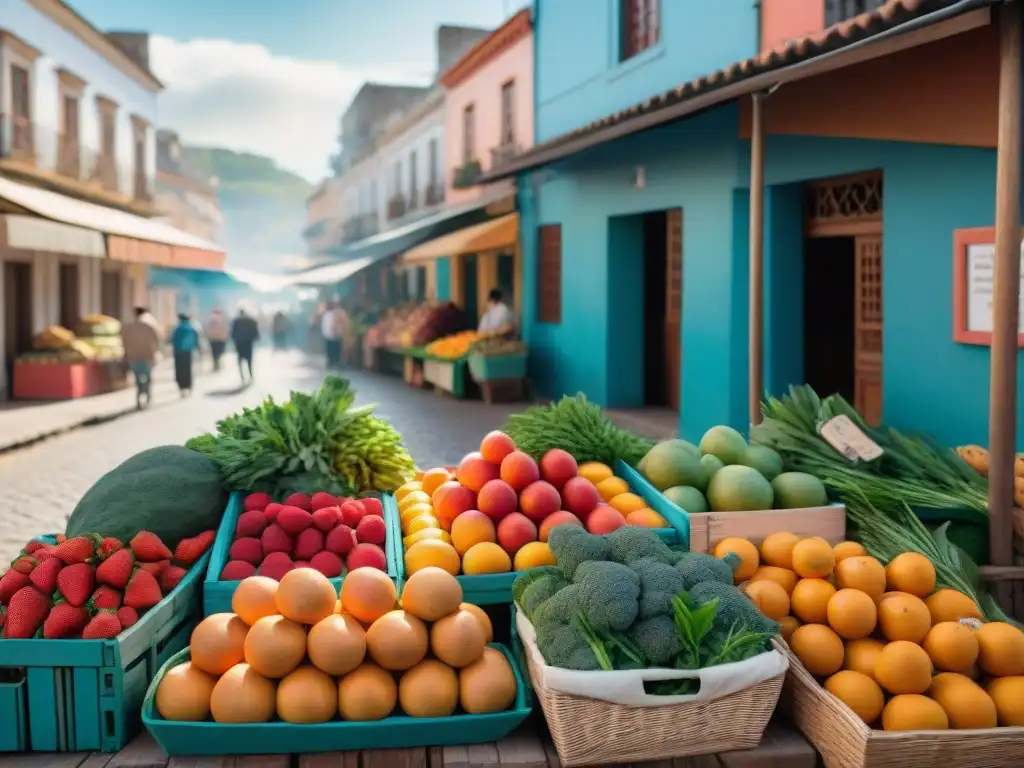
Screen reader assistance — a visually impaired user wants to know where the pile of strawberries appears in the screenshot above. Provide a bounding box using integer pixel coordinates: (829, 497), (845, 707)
(0, 529), (214, 640)
(219, 491), (389, 582)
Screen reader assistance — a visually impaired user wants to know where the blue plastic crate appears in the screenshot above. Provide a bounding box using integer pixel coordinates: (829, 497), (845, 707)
(0, 672), (28, 752)
(204, 493), (402, 616)
(0, 547), (210, 753)
(455, 465), (691, 606)
(142, 643), (532, 755)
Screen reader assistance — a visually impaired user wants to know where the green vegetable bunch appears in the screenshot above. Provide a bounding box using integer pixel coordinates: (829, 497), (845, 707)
(512, 526), (779, 683)
(502, 394), (654, 467)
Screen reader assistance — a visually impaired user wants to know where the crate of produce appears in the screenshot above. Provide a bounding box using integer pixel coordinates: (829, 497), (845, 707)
(204, 491), (401, 616)
(0, 540), (212, 753)
(619, 434), (846, 554)
(467, 352), (527, 384)
(400, 445), (691, 607)
(422, 357), (468, 398)
(142, 567), (531, 755)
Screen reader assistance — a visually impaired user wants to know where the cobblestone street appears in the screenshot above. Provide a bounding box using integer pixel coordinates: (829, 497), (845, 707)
(0, 350), (519, 563)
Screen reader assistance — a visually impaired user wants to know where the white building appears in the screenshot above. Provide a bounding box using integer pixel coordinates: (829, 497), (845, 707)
(0, 0), (223, 398)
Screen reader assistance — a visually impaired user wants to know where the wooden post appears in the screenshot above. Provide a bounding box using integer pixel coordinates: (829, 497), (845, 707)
(988, 0), (1022, 571)
(749, 92), (766, 426)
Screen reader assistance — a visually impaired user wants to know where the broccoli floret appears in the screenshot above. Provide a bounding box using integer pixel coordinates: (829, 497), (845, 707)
(572, 560), (640, 632)
(533, 583), (584, 631)
(548, 526), (610, 579)
(675, 552), (741, 589)
(688, 580), (780, 635)
(607, 526), (676, 566)
(628, 614), (683, 666)
(536, 622), (603, 671)
(632, 556), (686, 618)
(518, 571), (570, 621)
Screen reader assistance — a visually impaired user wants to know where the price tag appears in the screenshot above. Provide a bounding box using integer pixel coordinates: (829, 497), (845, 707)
(819, 415), (884, 462)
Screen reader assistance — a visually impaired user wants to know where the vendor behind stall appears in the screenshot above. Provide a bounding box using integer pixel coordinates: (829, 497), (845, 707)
(478, 289), (517, 337)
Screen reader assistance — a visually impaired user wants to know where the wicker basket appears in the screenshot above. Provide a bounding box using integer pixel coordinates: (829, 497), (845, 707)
(782, 646), (1024, 767)
(522, 627), (785, 765)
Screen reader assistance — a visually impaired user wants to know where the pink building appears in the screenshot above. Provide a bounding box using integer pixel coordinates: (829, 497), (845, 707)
(433, 8), (533, 317)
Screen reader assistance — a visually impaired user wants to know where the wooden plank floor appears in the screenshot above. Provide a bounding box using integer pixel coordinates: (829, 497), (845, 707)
(0, 716), (818, 768)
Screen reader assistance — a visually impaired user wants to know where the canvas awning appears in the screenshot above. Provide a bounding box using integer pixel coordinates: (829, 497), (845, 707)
(285, 253), (386, 287)
(0, 175), (225, 270)
(1, 214), (105, 258)
(401, 213), (518, 263)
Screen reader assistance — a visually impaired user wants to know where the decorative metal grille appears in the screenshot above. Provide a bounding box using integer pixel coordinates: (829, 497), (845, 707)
(806, 174), (883, 223)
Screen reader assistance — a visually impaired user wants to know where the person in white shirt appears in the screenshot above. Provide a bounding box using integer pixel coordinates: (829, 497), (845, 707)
(321, 300), (341, 368)
(478, 289), (516, 336)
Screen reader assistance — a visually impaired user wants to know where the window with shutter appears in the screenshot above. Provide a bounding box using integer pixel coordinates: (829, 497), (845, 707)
(537, 225), (563, 324)
(621, 0), (660, 61)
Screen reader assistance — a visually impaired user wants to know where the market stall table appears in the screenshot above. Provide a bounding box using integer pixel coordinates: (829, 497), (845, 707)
(0, 716), (817, 768)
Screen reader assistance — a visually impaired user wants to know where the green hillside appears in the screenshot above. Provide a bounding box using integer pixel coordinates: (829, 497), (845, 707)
(180, 147), (313, 274)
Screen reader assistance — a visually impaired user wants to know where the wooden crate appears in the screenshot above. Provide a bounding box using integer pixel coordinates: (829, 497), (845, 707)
(0, 715), (818, 768)
(688, 505), (847, 553)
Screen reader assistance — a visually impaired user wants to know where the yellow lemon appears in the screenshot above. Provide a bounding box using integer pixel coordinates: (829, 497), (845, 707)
(399, 491), (433, 514)
(406, 515), (441, 535)
(403, 529), (451, 549)
(608, 492), (647, 515)
(395, 482), (423, 502)
(401, 502), (434, 530)
(578, 462), (614, 485)
(595, 476), (630, 502)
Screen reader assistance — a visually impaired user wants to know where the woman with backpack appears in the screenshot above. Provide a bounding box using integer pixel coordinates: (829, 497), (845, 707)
(171, 313), (200, 396)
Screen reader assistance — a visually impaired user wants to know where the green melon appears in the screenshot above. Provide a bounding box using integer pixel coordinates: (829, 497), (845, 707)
(699, 425), (747, 464)
(700, 453), (725, 477)
(771, 472), (828, 509)
(737, 444), (784, 480)
(663, 486), (709, 514)
(642, 440), (706, 491)
(706, 465), (775, 512)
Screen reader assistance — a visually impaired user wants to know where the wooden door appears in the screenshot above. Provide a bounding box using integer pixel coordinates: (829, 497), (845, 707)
(665, 209), (682, 411)
(854, 235), (883, 425)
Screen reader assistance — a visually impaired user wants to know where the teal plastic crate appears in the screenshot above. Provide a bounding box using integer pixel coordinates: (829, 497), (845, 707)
(0, 547), (210, 753)
(204, 493), (402, 616)
(0, 672), (28, 752)
(467, 353), (527, 383)
(455, 465), (691, 606)
(142, 644), (532, 755)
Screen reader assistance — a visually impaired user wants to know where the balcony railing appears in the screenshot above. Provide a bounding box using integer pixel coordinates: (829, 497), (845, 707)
(490, 143), (521, 171)
(387, 194), (407, 221)
(0, 113), (152, 202)
(342, 213), (379, 243)
(452, 159), (482, 190)
(425, 183), (445, 206)
(824, 0), (886, 26)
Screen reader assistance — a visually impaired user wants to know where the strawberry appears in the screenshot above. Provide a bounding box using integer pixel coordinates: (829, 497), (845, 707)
(235, 510), (268, 538)
(117, 606), (139, 629)
(264, 503), (284, 522)
(23, 540), (48, 555)
(29, 557), (63, 594)
(312, 506), (340, 532)
(220, 560), (257, 580)
(260, 524), (293, 555)
(160, 566), (187, 594)
(243, 492), (273, 512)
(57, 563), (95, 607)
(294, 528), (325, 561)
(89, 585), (123, 611)
(53, 535), (100, 565)
(340, 500), (367, 528)
(283, 493), (312, 511)
(309, 550), (343, 578)
(43, 602), (88, 639)
(35, 546), (58, 561)
(96, 548), (134, 589)
(356, 515), (386, 546)
(10, 556), (37, 574)
(0, 569), (31, 605)
(311, 492), (339, 511)
(229, 538), (263, 565)
(82, 611), (121, 639)
(173, 530), (215, 566)
(360, 497), (384, 518)
(258, 552), (294, 581)
(3, 586), (51, 638)
(325, 525), (356, 556)
(276, 506), (313, 535)
(124, 569), (162, 610)
(139, 560), (170, 578)
(97, 537), (124, 560)
(129, 531), (172, 562)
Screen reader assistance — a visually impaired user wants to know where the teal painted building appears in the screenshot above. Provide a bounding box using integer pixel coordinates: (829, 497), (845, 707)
(492, 0), (1019, 449)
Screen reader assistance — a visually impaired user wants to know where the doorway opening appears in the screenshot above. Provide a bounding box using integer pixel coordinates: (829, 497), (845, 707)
(803, 173), (883, 425)
(101, 270), (122, 320)
(497, 252), (514, 309)
(642, 211), (668, 407)
(4, 261), (33, 396)
(59, 262), (80, 330)
(461, 254), (478, 322)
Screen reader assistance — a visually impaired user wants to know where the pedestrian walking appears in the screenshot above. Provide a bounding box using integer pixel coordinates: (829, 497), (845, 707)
(271, 311), (290, 352)
(321, 300), (342, 369)
(170, 313), (200, 397)
(121, 307), (161, 409)
(231, 308), (260, 384)
(205, 309), (229, 371)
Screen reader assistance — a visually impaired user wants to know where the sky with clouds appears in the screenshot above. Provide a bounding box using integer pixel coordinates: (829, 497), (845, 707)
(68, 0), (530, 182)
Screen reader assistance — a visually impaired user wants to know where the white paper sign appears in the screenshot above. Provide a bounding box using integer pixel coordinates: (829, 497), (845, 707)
(965, 243), (1024, 334)
(819, 415), (884, 462)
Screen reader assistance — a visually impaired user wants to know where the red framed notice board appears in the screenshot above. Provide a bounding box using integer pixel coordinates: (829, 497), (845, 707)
(952, 226), (1024, 346)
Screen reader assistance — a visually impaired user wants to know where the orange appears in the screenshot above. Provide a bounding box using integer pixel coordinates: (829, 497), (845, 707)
(421, 468), (452, 498)
(760, 532), (800, 570)
(790, 578), (836, 624)
(595, 477), (630, 502)
(405, 539), (461, 576)
(608, 493), (648, 515)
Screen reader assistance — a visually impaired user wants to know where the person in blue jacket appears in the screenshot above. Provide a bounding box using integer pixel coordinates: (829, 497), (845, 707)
(171, 313), (200, 397)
